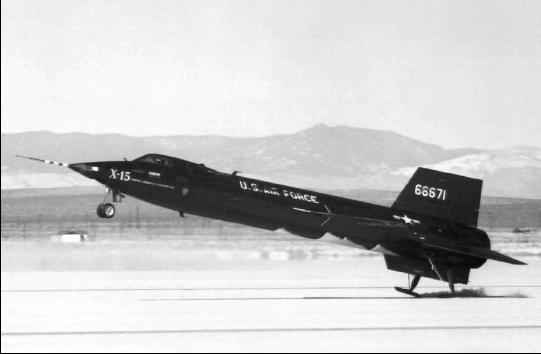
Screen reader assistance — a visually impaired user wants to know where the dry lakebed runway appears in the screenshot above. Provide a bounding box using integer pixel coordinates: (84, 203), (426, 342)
(2, 238), (540, 353)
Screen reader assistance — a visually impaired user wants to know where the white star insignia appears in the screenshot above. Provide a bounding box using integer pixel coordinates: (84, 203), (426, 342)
(393, 214), (420, 225)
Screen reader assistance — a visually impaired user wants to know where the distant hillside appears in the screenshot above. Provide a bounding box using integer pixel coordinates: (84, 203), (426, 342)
(2, 125), (540, 198)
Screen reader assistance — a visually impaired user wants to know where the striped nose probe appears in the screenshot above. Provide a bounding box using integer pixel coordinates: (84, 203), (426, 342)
(15, 155), (70, 167)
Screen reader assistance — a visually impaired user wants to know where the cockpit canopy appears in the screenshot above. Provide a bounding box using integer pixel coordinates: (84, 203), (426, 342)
(133, 154), (221, 176)
(134, 154), (175, 167)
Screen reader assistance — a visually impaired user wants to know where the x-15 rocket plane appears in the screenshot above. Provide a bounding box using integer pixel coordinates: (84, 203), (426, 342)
(17, 153), (525, 297)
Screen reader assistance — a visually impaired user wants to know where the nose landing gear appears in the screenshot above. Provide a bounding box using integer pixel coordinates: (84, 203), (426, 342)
(97, 202), (116, 218)
(96, 187), (123, 219)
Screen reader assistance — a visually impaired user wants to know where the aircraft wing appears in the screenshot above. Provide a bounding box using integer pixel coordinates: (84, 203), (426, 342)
(293, 207), (406, 229)
(293, 207), (412, 250)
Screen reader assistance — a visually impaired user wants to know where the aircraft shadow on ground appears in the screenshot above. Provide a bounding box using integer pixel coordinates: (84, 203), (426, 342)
(305, 287), (529, 299)
(417, 288), (528, 299)
(144, 288), (528, 302)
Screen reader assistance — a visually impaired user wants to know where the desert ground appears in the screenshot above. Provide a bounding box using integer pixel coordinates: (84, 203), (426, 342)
(2, 238), (541, 352)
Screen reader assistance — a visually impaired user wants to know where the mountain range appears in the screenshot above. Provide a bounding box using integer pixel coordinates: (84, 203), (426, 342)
(2, 124), (540, 198)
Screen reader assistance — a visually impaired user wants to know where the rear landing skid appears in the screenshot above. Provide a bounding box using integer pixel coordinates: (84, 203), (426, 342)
(394, 274), (421, 297)
(394, 286), (420, 297)
(394, 269), (457, 297)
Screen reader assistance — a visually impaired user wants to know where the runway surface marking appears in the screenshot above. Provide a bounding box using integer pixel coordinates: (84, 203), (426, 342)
(3, 285), (540, 293)
(140, 294), (527, 301)
(3, 325), (541, 337)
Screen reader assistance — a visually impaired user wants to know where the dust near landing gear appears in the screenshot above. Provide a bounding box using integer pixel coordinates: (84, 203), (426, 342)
(97, 202), (116, 219)
(96, 187), (123, 219)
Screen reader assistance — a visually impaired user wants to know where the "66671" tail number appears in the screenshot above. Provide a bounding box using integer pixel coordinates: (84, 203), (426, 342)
(414, 184), (447, 200)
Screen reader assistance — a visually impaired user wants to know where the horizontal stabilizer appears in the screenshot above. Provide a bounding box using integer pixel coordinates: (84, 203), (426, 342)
(424, 242), (526, 265)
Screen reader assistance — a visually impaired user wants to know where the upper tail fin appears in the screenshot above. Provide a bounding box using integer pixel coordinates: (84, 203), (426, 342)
(392, 167), (483, 226)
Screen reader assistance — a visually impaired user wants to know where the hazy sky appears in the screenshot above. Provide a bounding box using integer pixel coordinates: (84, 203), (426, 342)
(2, 0), (540, 148)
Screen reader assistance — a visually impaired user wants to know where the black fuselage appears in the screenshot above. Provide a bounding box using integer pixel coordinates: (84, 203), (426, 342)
(69, 153), (489, 278)
(16, 152), (524, 293)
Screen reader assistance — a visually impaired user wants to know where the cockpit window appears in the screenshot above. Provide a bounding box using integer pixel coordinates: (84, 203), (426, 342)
(135, 155), (173, 167)
(133, 154), (224, 176)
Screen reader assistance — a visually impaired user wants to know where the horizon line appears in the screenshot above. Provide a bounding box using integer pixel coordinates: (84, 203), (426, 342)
(1, 125), (540, 151)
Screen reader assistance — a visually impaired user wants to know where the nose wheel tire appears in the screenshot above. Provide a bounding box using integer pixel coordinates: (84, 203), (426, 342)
(97, 202), (116, 219)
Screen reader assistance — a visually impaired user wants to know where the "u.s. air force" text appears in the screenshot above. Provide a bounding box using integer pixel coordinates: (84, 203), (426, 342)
(239, 180), (319, 204)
